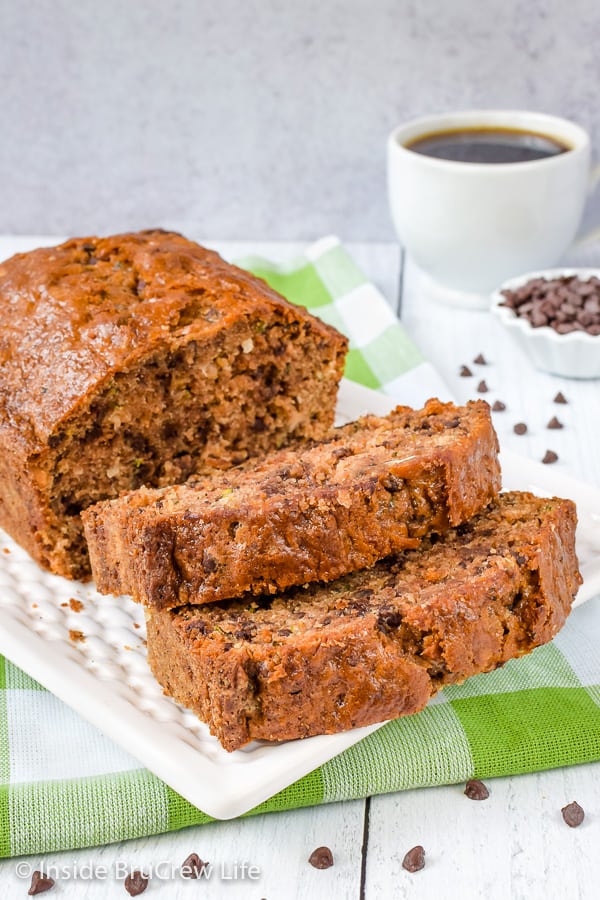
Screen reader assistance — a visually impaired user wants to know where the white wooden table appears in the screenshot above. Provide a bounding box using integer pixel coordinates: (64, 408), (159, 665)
(1, 240), (599, 900)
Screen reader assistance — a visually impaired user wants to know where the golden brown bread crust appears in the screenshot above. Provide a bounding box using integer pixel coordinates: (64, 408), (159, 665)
(83, 398), (501, 608)
(145, 492), (581, 751)
(0, 230), (342, 448)
(0, 231), (347, 578)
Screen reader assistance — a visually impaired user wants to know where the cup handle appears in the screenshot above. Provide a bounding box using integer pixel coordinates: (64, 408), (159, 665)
(573, 162), (600, 246)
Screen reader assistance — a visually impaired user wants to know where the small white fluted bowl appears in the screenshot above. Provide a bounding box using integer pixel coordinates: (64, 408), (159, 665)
(491, 268), (600, 379)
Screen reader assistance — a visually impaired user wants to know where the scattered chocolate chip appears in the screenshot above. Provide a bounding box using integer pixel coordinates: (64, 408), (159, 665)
(308, 846), (334, 869)
(547, 416), (563, 429)
(464, 779), (490, 800)
(542, 450), (559, 464)
(554, 391), (568, 404)
(28, 871), (55, 895)
(402, 845), (425, 873)
(124, 871), (148, 896)
(473, 353), (487, 365)
(459, 365), (473, 377)
(561, 801), (585, 828)
(491, 400), (506, 412)
(476, 380), (489, 393)
(181, 853), (207, 878)
(513, 422), (528, 435)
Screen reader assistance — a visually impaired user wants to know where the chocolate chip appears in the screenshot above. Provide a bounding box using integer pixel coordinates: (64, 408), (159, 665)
(331, 445), (353, 460)
(308, 846), (334, 869)
(456, 521), (474, 536)
(542, 449), (558, 464)
(477, 380), (489, 393)
(181, 853), (208, 878)
(235, 624), (256, 640)
(473, 353), (487, 365)
(382, 474), (404, 493)
(464, 778), (490, 800)
(555, 322), (581, 334)
(500, 276), (600, 335)
(185, 619), (207, 635)
(47, 431), (65, 449)
(378, 609), (402, 630)
(513, 422), (527, 435)
(459, 365), (472, 377)
(402, 845), (425, 873)
(202, 550), (218, 573)
(492, 400), (506, 412)
(28, 871), (55, 895)
(561, 801), (584, 828)
(547, 416), (563, 429)
(554, 391), (568, 404)
(124, 871), (149, 896)
(531, 310), (548, 327)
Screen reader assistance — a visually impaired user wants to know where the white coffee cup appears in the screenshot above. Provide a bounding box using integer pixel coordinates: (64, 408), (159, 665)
(387, 110), (597, 305)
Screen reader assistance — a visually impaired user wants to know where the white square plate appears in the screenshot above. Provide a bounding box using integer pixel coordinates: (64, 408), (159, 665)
(0, 379), (598, 819)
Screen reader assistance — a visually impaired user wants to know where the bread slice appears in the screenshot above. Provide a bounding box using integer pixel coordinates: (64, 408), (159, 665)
(0, 230), (346, 579)
(145, 492), (581, 751)
(83, 398), (501, 608)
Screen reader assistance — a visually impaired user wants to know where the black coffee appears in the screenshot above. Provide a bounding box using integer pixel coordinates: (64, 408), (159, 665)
(406, 127), (570, 164)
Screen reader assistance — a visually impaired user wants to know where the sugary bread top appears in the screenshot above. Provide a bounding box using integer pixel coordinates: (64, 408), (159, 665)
(0, 230), (345, 452)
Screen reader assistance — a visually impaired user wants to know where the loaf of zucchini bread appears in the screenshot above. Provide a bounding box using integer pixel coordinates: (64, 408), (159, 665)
(145, 492), (581, 751)
(83, 398), (501, 608)
(0, 230), (347, 579)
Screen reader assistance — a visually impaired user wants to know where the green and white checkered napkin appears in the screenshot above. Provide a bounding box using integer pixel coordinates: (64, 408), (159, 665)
(1, 236), (600, 857)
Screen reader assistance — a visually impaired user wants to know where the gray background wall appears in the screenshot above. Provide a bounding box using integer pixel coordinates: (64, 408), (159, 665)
(1, 0), (599, 241)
